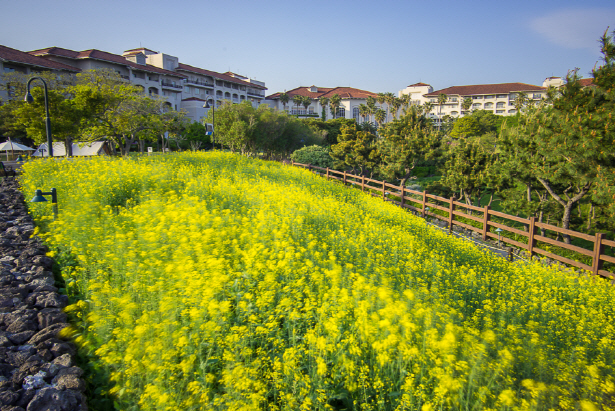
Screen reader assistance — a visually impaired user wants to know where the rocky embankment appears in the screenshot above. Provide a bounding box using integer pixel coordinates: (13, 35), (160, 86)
(0, 179), (86, 411)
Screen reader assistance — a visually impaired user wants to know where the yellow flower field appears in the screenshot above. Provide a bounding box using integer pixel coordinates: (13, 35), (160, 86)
(20, 152), (615, 411)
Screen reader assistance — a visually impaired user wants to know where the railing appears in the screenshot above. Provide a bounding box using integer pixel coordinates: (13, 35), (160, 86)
(160, 81), (183, 90)
(247, 90), (265, 98)
(291, 162), (615, 282)
(185, 79), (214, 87)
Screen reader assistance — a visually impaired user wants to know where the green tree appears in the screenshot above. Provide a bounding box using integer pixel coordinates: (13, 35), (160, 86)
(292, 95), (303, 114)
(183, 121), (210, 151)
(330, 124), (379, 175)
(301, 96), (312, 115)
(378, 107), (440, 187)
(374, 108), (386, 128)
(437, 93), (448, 129)
(318, 96), (329, 120)
(366, 96), (377, 123)
(461, 97), (473, 114)
(449, 117), (481, 138)
(329, 94), (341, 119)
(513, 91), (528, 113)
(279, 92), (290, 112)
(442, 139), (499, 207)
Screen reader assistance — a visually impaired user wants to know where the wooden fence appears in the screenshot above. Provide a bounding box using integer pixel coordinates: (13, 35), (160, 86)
(291, 162), (615, 282)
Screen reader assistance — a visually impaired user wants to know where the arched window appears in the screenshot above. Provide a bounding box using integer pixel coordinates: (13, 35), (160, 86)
(336, 107), (346, 118)
(353, 107), (360, 120)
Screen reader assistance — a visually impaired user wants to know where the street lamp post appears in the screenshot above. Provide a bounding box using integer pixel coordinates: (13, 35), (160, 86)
(24, 77), (53, 157)
(203, 100), (215, 150)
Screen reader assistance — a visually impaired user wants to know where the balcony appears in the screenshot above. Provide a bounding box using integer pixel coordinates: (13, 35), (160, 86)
(247, 90), (265, 98)
(161, 81), (183, 90)
(185, 79), (214, 88)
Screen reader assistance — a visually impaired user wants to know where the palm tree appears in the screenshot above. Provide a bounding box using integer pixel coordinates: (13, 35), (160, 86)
(390, 96), (402, 120)
(319, 96), (329, 120)
(279, 92), (290, 112)
(384, 92), (395, 122)
(301, 96), (312, 115)
(359, 104), (369, 123)
(292, 95), (303, 115)
(437, 93), (448, 129)
(514, 91), (528, 113)
(400, 94), (411, 115)
(366, 96), (377, 123)
(329, 94), (341, 119)
(375, 108), (386, 128)
(461, 97), (472, 115)
(422, 101), (434, 117)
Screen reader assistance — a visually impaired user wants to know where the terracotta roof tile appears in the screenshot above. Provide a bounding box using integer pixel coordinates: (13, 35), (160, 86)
(267, 86), (377, 100)
(425, 83), (545, 97)
(0, 45), (80, 72)
(407, 82), (430, 87)
(579, 78), (595, 87)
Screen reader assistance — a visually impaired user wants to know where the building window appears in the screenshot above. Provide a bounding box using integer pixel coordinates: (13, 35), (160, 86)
(533, 93), (542, 99)
(353, 107), (360, 120)
(472, 96), (482, 100)
(185, 86), (191, 93)
(497, 94), (507, 98)
(450, 97), (458, 102)
(336, 107), (345, 118)
(496, 102), (505, 108)
(472, 103), (481, 108)
(508, 109), (516, 114)
(496, 110), (505, 114)
(451, 111), (459, 116)
(485, 95), (494, 99)
(484, 102), (494, 109)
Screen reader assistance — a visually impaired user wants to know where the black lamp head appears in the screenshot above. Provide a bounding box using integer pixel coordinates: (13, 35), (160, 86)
(24, 92), (34, 103)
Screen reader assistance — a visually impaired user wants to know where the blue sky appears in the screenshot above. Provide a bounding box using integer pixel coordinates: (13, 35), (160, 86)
(1, 0), (614, 96)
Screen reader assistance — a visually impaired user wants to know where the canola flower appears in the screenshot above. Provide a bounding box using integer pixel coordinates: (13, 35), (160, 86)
(20, 153), (615, 411)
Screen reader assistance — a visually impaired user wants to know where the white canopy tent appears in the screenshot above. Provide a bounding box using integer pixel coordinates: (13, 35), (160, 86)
(0, 141), (35, 161)
(32, 141), (111, 157)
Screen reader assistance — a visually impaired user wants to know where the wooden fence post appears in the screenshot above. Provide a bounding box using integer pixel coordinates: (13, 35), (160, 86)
(592, 233), (604, 276)
(361, 175), (365, 192)
(291, 160), (294, 166)
(400, 185), (405, 208)
(527, 217), (536, 259)
(421, 190), (428, 218)
(448, 197), (455, 234)
(382, 181), (386, 200)
(308, 164), (312, 172)
(343, 170), (347, 185)
(481, 205), (490, 241)
(326, 167), (329, 180)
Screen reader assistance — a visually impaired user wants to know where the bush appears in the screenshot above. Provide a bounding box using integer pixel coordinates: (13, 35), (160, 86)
(290, 145), (334, 168)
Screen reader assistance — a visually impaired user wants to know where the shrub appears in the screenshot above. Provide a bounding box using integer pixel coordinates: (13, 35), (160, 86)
(290, 145), (334, 168)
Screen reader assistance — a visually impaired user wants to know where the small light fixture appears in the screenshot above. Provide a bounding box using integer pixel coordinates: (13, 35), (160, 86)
(30, 188), (58, 220)
(495, 227), (503, 246)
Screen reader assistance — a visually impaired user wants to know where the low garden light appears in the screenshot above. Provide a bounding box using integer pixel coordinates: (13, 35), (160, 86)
(495, 227), (503, 246)
(30, 188), (58, 220)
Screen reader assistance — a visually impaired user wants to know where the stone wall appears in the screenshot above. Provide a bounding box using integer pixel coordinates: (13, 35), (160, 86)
(0, 179), (86, 411)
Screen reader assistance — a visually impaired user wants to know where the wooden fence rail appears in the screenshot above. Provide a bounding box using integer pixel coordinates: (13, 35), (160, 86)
(291, 162), (615, 282)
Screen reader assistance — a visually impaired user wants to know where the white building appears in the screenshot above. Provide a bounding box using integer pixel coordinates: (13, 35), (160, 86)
(265, 86), (379, 121)
(22, 45), (267, 123)
(399, 82), (548, 124)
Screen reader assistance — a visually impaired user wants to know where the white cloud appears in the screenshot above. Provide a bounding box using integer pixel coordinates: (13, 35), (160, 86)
(530, 8), (615, 52)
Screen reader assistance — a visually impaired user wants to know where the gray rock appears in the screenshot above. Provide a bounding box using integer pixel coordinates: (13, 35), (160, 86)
(24, 386), (86, 411)
(36, 310), (66, 330)
(50, 354), (72, 369)
(26, 324), (66, 346)
(7, 331), (36, 346)
(0, 390), (19, 406)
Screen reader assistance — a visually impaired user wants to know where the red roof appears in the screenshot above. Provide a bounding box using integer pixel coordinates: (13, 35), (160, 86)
(176, 63), (267, 90)
(181, 97), (207, 102)
(407, 82), (431, 87)
(29, 47), (185, 78)
(0, 44), (80, 72)
(425, 83), (545, 97)
(267, 86), (377, 100)
(579, 78), (595, 87)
